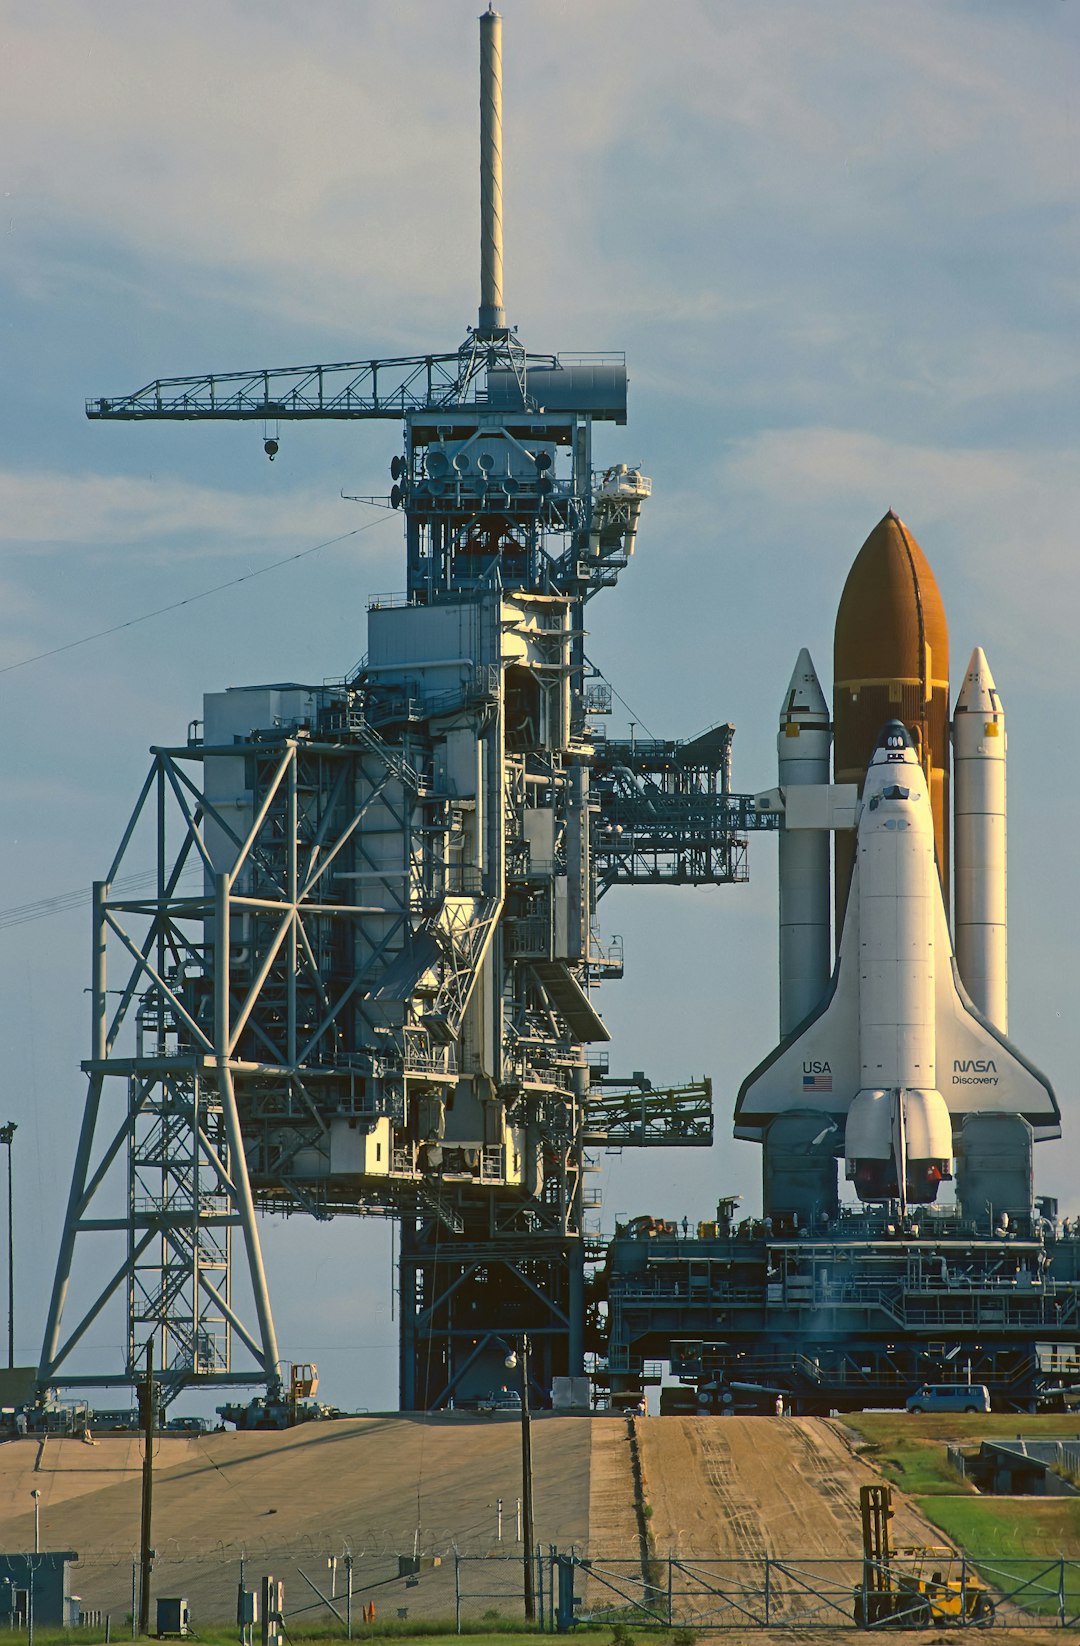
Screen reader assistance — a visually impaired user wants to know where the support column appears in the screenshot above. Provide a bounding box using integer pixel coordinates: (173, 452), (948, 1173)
(214, 873), (281, 1389)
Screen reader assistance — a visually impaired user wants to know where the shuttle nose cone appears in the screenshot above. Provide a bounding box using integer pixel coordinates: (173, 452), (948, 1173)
(834, 511), (948, 686)
(954, 645), (1000, 717)
(780, 646), (829, 725)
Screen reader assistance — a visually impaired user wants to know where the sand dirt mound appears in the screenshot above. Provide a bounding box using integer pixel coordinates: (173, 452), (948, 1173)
(636, 1416), (936, 1557)
(0, 1413), (980, 1635)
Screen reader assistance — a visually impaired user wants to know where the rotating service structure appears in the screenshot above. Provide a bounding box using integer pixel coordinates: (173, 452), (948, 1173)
(37, 9), (755, 1412)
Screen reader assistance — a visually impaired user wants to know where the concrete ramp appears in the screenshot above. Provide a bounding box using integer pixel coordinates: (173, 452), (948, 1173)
(0, 1415), (604, 1625)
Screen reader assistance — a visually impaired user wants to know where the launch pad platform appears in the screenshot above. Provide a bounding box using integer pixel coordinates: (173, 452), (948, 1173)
(602, 1209), (1080, 1415)
(40, 10), (1075, 1429)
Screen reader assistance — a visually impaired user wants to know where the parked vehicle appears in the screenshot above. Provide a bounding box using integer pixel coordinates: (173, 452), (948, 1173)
(469, 1389), (522, 1414)
(905, 1383), (990, 1414)
(854, 1483), (994, 1628)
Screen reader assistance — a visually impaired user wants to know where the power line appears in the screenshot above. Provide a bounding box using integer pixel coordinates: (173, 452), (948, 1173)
(0, 512), (393, 679)
(585, 655), (657, 739)
(0, 866), (202, 932)
(1, 510), (396, 930)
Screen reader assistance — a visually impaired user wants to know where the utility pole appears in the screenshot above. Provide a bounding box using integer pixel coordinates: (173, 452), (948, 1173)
(1, 1122), (15, 1369)
(504, 1336), (535, 1622)
(138, 1340), (155, 1636)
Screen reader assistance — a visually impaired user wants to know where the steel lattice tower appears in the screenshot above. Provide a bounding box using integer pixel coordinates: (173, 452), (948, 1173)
(38, 11), (761, 1412)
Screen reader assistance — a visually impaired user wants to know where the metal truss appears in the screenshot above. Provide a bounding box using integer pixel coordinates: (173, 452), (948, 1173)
(128, 1068), (235, 1385)
(584, 1078), (713, 1147)
(86, 336), (626, 424)
(36, 710), (455, 1401)
(591, 730), (778, 890)
(423, 894), (502, 1043)
(38, 864), (280, 1402)
(398, 1223), (585, 1410)
(398, 1076), (591, 1409)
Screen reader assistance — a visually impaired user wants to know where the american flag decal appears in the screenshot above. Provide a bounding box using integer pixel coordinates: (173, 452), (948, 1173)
(803, 1072), (833, 1093)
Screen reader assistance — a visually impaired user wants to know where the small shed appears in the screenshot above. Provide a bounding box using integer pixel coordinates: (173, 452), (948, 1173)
(0, 1553), (80, 1628)
(965, 1439), (1080, 1496)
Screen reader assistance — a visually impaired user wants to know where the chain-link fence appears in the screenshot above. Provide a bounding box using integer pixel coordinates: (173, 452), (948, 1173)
(570, 1553), (1080, 1631)
(43, 1548), (1080, 1632)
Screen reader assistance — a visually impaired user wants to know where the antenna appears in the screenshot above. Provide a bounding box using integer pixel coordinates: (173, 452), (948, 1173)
(478, 6), (508, 338)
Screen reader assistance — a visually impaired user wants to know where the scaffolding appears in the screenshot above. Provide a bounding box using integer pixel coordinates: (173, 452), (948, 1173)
(592, 730), (777, 889)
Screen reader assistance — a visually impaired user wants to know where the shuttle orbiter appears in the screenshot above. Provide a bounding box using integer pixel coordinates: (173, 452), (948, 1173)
(735, 721), (1058, 1206)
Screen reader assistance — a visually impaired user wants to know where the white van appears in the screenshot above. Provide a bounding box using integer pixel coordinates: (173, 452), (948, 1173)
(905, 1383), (991, 1414)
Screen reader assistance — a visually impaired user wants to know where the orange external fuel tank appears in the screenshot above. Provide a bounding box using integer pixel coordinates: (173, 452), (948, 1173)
(833, 511), (950, 937)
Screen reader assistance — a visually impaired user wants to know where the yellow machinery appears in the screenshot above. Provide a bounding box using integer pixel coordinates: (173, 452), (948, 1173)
(218, 1361), (322, 1429)
(289, 1363), (319, 1403)
(855, 1484), (995, 1628)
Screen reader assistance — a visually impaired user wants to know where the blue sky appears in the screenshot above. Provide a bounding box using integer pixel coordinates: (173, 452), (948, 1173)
(2, 0), (1079, 1413)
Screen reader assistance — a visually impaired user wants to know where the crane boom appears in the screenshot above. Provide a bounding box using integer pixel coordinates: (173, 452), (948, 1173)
(85, 344), (506, 421)
(84, 338), (630, 424)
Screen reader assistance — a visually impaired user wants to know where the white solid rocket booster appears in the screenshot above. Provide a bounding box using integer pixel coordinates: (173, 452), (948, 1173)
(777, 649), (831, 1035)
(952, 646), (1007, 1031)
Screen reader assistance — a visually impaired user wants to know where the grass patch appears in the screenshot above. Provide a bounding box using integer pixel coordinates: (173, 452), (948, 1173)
(920, 1496), (1080, 1560)
(845, 1411), (1080, 1618)
(918, 1497), (1080, 1619)
(844, 1411), (1080, 1497)
(843, 1414), (974, 1495)
(846, 1411), (1080, 1447)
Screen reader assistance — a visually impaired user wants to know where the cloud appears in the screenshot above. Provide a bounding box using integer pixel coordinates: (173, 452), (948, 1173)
(2, 2), (477, 334)
(721, 426), (1080, 684)
(0, 468), (390, 554)
(0, 468), (399, 680)
(4, 0), (1078, 346)
(728, 427), (1045, 515)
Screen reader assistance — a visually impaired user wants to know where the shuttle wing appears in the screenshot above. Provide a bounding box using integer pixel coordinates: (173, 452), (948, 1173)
(734, 892), (862, 1142)
(735, 848), (1060, 1143)
(931, 895), (1060, 1137)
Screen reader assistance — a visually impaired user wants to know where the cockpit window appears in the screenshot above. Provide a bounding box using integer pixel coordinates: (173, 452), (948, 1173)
(883, 785), (910, 800)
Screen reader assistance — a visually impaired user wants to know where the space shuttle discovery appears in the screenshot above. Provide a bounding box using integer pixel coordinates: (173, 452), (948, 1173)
(736, 512), (1059, 1211)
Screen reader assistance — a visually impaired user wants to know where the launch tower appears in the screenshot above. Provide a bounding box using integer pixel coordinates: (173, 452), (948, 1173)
(38, 12), (767, 1411)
